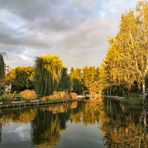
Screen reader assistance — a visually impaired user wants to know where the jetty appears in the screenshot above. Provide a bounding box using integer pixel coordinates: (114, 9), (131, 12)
(0, 98), (84, 109)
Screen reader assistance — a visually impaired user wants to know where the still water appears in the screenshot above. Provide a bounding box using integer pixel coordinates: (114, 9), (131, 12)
(0, 100), (147, 148)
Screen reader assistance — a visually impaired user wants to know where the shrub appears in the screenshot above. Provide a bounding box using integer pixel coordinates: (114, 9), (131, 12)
(0, 83), (5, 95)
(20, 90), (37, 101)
(0, 93), (16, 103)
(41, 91), (77, 101)
(69, 93), (77, 100)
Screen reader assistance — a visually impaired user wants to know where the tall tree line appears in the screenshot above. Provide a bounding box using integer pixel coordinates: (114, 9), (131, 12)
(99, 1), (148, 96)
(70, 67), (99, 95)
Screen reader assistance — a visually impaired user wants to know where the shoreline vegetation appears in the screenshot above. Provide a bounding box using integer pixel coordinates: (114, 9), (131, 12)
(0, 90), (79, 104)
(0, 1), (148, 109)
(0, 97), (83, 109)
(0, 90), (84, 109)
(0, 93), (146, 109)
(104, 95), (147, 109)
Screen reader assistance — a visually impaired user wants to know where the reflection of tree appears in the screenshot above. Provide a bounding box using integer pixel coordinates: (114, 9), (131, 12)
(82, 101), (101, 125)
(1, 100), (148, 147)
(70, 100), (102, 125)
(31, 102), (86, 146)
(69, 102), (84, 123)
(100, 101), (148, 148)
(0, 108), (36, 124)
(18, 109), (36, 123)
(32, 110), (68, 146)
(0, 102), (84, 146)
(0, 108), (37, 143)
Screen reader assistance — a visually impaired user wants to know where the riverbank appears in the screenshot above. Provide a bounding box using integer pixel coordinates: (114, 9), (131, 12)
(0, 98), (84, 109)
(0, 90), (86, 109)
(104, 95), (147, 108)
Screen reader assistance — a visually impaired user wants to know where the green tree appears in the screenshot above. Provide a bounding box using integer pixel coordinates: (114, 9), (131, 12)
(35, 55), (67, 97)
(6, 66), (34, 91)
(0, 54), (5, 95)
(58, 68), (72, 92)
(69, 67), (100, 96)
(70, 68), (84, 94)
(0, 54), (5, 80)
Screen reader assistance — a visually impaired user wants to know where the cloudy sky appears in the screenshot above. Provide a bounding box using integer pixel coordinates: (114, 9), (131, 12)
(0, 0), (138, 68)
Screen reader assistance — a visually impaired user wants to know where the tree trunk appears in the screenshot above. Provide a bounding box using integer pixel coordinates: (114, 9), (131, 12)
(109, 88), (111, 96)
(107, 88), (108, 96)
(142, 77), (146, 100)
(142, 80), (146, 94)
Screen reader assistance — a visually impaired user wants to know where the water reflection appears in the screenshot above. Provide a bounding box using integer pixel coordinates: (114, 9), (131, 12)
(0, 100), (147, 147)
(101, 100), (148, 148)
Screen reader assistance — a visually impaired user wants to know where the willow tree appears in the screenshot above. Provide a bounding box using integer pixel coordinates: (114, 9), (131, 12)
(34, 55), (64, 97)
(105, 1), (148, 95)
(0, 54), (5, 80)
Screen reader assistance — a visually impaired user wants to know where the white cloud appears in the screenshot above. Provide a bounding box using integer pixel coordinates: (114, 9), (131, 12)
(0, 9), (25, 28)
(0, 0), (139, 68)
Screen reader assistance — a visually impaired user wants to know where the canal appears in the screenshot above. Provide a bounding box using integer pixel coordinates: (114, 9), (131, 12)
(0, 99), (147, 148)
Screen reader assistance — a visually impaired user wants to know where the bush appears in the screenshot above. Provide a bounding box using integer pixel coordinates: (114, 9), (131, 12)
(0, 80), (5, 95)
(0, 84), (4, 95)
(20, 90), (37, 101)
(70, 92), (77, 99)
(0, 93), (16, 103)
(41, 91), (77, 101)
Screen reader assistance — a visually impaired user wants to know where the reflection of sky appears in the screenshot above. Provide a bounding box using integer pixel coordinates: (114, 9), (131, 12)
(1, 122), (32, 147)
(57, 121), (104, 148)
(0, 120), (104, 148)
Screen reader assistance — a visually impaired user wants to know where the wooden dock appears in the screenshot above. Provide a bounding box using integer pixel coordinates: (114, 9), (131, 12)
(0, 98), (83, 109)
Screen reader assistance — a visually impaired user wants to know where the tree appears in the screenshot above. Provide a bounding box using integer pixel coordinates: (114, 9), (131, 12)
(6, 66), (34, 91)
(0, 54), (5, 95)
(101, 1), (148, 96)
(34, 55), (67, 97)
(58, 68), (72, 92)
(0, 54), (5, 80)
(70, 68), (84, 94)
(69, 67), (100, 96)
(82, 66), (100, 96)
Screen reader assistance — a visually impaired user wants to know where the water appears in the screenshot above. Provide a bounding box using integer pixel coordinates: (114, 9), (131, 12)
(0, 100), (147, 148)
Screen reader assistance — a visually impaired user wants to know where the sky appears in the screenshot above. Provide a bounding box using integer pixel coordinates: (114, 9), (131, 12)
(0, 0), (138, 68)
